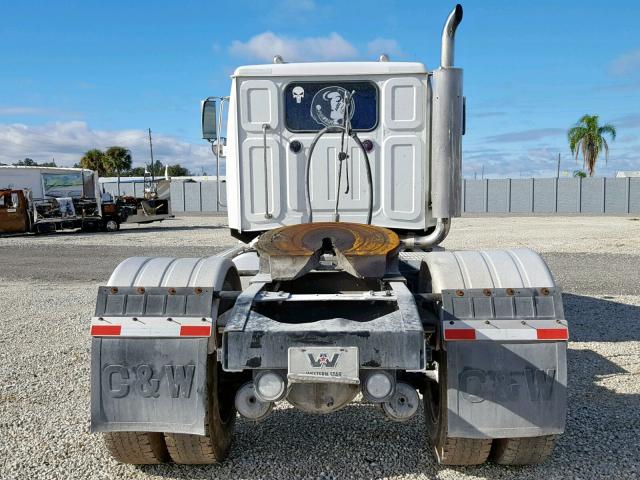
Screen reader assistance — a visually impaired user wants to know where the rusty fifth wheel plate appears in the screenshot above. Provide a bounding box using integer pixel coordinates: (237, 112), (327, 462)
(255, 222), (400, 280)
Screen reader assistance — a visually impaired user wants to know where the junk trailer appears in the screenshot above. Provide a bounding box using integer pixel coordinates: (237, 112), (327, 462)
(0, 166), (171, 234)
(90, 4), (568, 467)
(0, 166), (121, 234)
(99, 172), (174, 226)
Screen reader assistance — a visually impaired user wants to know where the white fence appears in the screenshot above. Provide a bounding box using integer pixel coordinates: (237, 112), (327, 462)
(101, 178), (640, 215)
(462, 178), (640, 214)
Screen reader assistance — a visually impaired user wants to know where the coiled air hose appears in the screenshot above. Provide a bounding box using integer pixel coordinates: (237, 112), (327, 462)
(304, 127), (373, 224)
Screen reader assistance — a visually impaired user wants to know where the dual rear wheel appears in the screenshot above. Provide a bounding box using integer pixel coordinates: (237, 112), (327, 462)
(103, 354), (555, 466)
(102, 356), (235, 465)
(423, 352), (556, 466)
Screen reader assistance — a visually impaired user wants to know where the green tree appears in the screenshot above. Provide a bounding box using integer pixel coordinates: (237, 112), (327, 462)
(573, 169), (587, 178)
(146, 160), (165, 177)
(15, 158), (36, 166)
(167, 164), (191, 177)
(79, 149), (108, 176)
(105, 146), (132, 196)
(126, 167), (147, 176)
(13, 158), (57, 167)
(568, 114), (616, 177)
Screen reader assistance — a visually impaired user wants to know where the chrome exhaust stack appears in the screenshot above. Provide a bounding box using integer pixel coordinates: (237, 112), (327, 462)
(401, 4), (463, 250)
(441, 4), (464, 68)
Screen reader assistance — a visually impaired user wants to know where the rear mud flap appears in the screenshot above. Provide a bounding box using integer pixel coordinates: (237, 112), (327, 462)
(446, 340), (567, 438)
(90, 337), (208, 435)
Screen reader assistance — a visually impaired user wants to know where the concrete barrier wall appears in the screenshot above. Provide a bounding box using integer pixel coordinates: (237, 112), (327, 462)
(462, 177), (639, 214)
(101, 181), (147, 199)
(168, 181), (227, 213)
(101, 178), (639, 214)
(102, 180), (228, 213)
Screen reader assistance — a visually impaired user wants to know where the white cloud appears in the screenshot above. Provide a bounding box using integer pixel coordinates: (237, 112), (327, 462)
(366, 38), (404, 59)
(609, 49), (640, 76)
(0, 121), (216, 173)
(229, 31), (358, 62)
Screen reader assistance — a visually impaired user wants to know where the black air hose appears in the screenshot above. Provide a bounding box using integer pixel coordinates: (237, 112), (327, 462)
(304, 127), (373, 224)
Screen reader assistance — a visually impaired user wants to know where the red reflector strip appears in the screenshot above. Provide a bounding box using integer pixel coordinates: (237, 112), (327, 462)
(444, 329), (476, 340)
(180, 325), (211, 337)
(536, 328), (568, 340)
(91, 325), (122, 336)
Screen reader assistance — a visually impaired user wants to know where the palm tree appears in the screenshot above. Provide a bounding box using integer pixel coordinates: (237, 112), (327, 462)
(105, 146), (132, 197)
(568, 114), (616, 176)
(79, 149), (107, 176)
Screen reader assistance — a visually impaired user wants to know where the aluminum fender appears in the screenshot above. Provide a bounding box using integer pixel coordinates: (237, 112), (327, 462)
(421, 248), (556, 292)
(97, 255), (240, 341)
(91, 256), (240, 434)
(107, 256), (238, 289)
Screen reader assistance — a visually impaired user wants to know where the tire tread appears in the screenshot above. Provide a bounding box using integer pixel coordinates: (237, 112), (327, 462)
(491, 435), (557, 465)
(103, 431), (169, 464)
(437, 437), (493, 465)
(164, 412), (221, 464)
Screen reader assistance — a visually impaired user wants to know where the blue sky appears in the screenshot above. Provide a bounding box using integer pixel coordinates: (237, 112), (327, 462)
(1, 0), (639, 177)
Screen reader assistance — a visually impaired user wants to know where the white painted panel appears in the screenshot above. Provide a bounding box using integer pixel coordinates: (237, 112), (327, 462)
(307, 137), (377, 216)
(382, 136), (422, 221)
(239, 80), (279, 132)
(285, 147), (301, 211)
(383, 77), (424, 130)
(241, 138), (282, 222)
(392, 86), (414, 121)
(230, 73), (431, 232)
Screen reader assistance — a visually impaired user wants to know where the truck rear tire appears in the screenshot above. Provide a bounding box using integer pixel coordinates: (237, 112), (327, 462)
(491, 435), (557, 465)
(164, 357), (236, 464)
(102, 431), (169, 464)
(424, 355), (492, 465)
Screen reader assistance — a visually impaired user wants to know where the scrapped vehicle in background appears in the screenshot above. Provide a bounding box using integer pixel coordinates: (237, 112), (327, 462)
(0, 166), (172, 234)
(90, 4), (568, 467)
(0, 166), (113, 234)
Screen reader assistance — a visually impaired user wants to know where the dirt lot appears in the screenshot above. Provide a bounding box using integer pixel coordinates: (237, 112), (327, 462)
(0, 216), (639, 479)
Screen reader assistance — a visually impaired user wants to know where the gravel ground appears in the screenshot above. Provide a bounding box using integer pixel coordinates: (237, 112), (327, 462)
(1, 216), (639, 479)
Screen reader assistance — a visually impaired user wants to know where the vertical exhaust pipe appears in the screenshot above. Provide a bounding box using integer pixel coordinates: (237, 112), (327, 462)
(402, 4), (464, 250)
(441, 4), (464, 68)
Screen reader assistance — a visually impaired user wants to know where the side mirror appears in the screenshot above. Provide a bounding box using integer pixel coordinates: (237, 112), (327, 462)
(201, 98), (217, 140)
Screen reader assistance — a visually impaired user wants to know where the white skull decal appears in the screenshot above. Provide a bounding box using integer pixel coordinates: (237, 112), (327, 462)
(292, 86), (305, 104)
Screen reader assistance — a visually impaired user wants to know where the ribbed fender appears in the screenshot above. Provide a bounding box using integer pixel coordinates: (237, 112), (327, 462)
(107, 256), (238, 290)
(422, 248), (555, 293)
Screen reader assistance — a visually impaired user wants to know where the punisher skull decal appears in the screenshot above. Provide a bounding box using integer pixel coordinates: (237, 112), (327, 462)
(291, 86), (305, 104)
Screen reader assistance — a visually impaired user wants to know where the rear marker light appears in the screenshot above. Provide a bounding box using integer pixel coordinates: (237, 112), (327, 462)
(362, 139), (374, 152)
(289, 140), (302, 153)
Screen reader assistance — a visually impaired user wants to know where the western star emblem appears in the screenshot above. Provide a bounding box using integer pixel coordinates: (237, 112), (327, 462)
(310, 86), (355, 127)
(308, 352), (340, 368)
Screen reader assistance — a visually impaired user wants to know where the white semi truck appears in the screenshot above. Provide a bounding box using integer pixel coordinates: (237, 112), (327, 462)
(90, 5), (567, 467)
